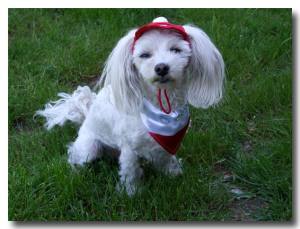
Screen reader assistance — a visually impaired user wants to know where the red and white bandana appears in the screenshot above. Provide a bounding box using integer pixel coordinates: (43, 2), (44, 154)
(140, 99), (190, 155)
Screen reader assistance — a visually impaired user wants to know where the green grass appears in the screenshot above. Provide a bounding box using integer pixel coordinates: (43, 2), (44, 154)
(8, 9), (292, 221)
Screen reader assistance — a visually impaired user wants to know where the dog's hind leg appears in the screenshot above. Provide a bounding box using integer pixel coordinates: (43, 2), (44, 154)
(67, 132), (103, 166)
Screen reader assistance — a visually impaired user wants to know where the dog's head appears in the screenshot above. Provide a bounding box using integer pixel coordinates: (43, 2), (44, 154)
(100, 17), (225, 113)
(132, 29), (191, 89)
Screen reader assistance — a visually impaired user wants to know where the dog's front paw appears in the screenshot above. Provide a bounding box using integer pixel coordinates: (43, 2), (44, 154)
(165, 157), (183, 176)
(68, 152), (86, 167)
(116, 181), (138, 197)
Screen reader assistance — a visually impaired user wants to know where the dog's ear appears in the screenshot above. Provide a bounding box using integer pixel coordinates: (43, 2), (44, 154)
(183, 25), (225, 108)
(100, 29), (143, 113)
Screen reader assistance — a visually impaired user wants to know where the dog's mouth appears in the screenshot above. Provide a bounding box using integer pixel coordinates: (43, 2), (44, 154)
(152, 77), (173, 84)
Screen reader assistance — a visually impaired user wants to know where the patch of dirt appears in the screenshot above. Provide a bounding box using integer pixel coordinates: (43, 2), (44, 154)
(213, 159), (235, 182)
(213, 159), (227, 173)
(213, 159), (268, 221)
(82, 74), (100, 88)
(65, 74), (100, 89)
(229, 197), (268, 221)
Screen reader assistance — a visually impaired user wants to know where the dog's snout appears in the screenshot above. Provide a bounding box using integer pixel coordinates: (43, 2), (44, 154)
(155, 63), (169, 77)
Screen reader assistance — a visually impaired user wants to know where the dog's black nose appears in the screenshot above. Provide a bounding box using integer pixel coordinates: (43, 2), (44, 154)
(155, 63), (169, 77)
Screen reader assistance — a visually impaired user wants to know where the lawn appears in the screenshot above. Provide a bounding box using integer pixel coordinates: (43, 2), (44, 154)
(8, 9), (292, 221)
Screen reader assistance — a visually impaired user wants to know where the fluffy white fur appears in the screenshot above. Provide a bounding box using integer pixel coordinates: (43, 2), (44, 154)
(37, 21), (225, 196)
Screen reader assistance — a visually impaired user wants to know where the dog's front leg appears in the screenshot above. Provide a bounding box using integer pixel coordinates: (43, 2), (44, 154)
(165, 155), (183, 176)
(117, 147), (143, 196)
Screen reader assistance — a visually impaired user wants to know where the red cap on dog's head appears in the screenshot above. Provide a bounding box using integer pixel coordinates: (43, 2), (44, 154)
(132, 17), (190, 52)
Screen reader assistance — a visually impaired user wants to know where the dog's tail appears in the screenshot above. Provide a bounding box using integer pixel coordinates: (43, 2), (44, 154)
(36, 86), (97, 130)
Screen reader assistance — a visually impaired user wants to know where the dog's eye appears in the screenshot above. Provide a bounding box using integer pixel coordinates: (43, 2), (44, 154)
(139, 52), (151, 58)
(170, 47), (182, 53)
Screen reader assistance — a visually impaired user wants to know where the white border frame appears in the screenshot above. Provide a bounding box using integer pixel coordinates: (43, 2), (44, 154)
(2, 1), (298, 228)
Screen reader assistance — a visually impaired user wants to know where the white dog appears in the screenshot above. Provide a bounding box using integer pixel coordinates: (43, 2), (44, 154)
(36, 17), (225, 196)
